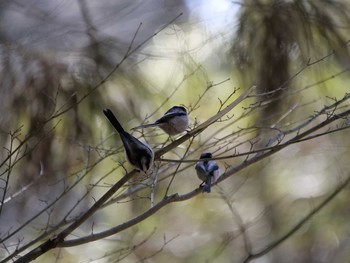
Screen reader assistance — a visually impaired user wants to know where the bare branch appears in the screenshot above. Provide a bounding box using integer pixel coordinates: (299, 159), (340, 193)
(242, 173), (350, 263)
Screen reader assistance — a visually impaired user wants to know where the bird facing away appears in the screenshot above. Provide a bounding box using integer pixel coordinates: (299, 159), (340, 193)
(131, 106), (189, 135)
(103, 108), (154, 173)
(195, 152), (220, 193)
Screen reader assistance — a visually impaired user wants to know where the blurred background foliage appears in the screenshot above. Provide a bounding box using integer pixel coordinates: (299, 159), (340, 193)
(1, 0), (350, 262)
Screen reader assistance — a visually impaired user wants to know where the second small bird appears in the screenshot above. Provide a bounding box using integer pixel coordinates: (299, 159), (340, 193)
(131, 106), (189, 135)
(195, 152), (220, 193)
(103, 108), (154, 173)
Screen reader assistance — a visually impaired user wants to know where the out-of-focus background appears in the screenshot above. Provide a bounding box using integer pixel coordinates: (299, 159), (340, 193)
(1, 0), (350, 262)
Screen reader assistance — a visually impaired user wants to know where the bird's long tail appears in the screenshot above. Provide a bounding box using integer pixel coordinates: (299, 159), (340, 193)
(203, 175), (212, 193)
(131, 123), (158, 130)
(103, 108), (125, 134)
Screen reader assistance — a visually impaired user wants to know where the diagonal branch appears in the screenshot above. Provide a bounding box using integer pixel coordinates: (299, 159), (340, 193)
(242, 172), (350, 263)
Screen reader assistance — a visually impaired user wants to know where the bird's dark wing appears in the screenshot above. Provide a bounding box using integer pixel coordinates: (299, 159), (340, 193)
(195, 162), (206, 174)
(155, 111), (187, 124)
(207, 162), (219, 174)
(121, 133), (153, 171)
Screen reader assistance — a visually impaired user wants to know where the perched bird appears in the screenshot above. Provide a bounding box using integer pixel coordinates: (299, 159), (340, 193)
(103, 108), (154, 173)
(195, 152), (220, 193)
(131, 106), (189, 135)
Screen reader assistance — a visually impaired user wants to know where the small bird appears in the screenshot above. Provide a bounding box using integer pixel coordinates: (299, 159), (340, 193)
(131, 106), (189, 135)
(103, 108), (154, 173)
(195, 152), (220, 193)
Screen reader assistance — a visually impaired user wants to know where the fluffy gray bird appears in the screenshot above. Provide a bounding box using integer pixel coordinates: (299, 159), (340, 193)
(103, 108), (154, 173)
(195, 152), (220, 193)
(131, 106), (189, 135)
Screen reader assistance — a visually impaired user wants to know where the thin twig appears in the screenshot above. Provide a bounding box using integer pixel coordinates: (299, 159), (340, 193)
(242, 173), (350, 263)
